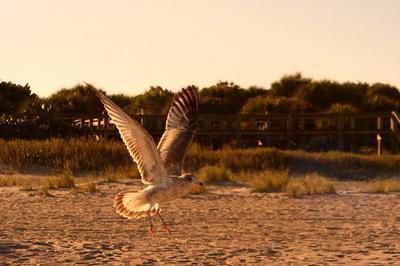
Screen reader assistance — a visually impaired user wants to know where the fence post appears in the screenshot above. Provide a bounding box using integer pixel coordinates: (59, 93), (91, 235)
(377, 134), (382, 156)
(377, 116), (383, 131)
(377, 116), (383, 156)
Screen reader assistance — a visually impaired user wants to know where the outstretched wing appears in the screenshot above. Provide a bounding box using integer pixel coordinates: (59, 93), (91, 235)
(93, 87), (170, 185)
(157, 86), (199, 176)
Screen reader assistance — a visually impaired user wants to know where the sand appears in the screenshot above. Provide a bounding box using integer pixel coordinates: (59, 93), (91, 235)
(0, 178), (400, 265)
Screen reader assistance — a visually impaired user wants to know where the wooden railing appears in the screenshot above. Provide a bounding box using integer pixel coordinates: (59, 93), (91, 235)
(1, 112), (399, 153)
(77, 112), (398, 153)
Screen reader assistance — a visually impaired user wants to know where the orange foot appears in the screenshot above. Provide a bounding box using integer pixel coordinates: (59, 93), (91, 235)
(163, 225), (170, 235)
(148, 226), (156, 235)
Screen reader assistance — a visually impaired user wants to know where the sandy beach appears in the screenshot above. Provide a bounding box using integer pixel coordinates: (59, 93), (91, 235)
(1, 178), (400, 265)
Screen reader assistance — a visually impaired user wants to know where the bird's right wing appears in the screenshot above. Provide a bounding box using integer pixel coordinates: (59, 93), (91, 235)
(157, 87), (199, 176)
(93, 86), (170, 186)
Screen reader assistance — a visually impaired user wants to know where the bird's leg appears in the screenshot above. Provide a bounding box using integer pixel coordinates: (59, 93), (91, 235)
(148, 211), (156, 235)
(157, 212), (170, 235)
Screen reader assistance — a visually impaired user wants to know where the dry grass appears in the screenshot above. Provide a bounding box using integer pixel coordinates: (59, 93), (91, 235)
(249, 170), (289, 192)
(1, 138), (400, 179)
(0, 138), (132, 174)
(0, 175), (45, 188)
(47, 171), (75, 188)
(186, 143), (288, 174)
(195, 166), (289, 193)
(285, 174), (336, 197)
(102, 166), (139, 182)
(196, 165), (231, 184)
(368, 179), (400, 193)
(79, 178), (98, 193)
(0, 175), (21, 186)
(0, 138), (399, 197)
(37, 187), (54, 197)
(189, 184), (206, 194)
(0, 171), (75, 190)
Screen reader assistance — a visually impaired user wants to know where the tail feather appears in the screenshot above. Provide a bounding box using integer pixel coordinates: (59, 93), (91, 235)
(114, 191), (160, 219)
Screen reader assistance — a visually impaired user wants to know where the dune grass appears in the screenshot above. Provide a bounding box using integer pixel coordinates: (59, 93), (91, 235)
(0, 138), (399, 196)
(0, 138), (132, 174)
(196, 165), (232, 184)
(248, 170), (289, 192)
(368, 179), (400, 194)
(37, 187), (54, 197)
(194, 165), (335, 196)
(0, 172), (103, 195)
(195, 165), (289, 193)
(48, 171), (75, 188)
(0, 171), (75, 189)
(285, 174), (336, 197)
(78, 178), (98, 193)
(186, 143), (289, 174)
(1, 138), (399, 177)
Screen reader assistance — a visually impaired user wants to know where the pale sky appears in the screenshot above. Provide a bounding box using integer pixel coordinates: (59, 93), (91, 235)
(1, 0), (399, 96)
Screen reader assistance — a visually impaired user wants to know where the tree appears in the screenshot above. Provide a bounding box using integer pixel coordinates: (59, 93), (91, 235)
(296, 80), (368, 112)
(110, 94), (134, 111)
(0, 81), (39, 114)
(46, 84), (105, 115)
(200, 81), (258, 114)
(125, 86), (174, 115)
(364, 83), (400, 111)
(270, 73), (312, 98)
(241, 95), (307, 114)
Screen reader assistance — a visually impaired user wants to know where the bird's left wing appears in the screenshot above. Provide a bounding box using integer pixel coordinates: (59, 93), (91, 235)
(157, 86), (199, 176)
(92, 86), (170, 185)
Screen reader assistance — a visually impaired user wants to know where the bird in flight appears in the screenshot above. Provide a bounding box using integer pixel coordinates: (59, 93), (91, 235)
(93, 85), (203, 235)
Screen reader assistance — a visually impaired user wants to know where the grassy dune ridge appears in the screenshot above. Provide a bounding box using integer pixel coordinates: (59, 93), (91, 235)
(1, 138), (400, 176)
(1, 138), (400, 195)
(0, 138), (132, 174)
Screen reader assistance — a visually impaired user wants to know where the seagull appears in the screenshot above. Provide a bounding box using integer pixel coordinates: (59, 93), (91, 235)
(93, 85), (203, 235)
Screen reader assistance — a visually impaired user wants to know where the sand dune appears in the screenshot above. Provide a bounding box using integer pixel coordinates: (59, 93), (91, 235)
(0, 179), (399, 265)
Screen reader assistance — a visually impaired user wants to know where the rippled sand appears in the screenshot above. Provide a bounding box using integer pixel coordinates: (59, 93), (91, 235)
(1, 178), (400, 265)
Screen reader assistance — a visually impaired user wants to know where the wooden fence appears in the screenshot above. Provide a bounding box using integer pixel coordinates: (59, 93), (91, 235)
(1, 111), (399, 153)
(70, 111), (400, 153)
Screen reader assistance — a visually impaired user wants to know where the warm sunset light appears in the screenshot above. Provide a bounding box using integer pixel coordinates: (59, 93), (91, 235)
(1, 0), (399, 96)
(1, 1), (400, 264)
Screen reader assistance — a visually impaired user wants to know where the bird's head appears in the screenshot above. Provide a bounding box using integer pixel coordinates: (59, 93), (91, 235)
(180, 173), (203, 188)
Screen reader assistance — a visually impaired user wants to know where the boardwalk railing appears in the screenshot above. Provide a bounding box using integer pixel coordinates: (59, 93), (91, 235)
(71, 112), (399, 153)
(1, 112), (399, 153)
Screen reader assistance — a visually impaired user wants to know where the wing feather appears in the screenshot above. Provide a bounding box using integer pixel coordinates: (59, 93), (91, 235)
(157, 86), (199, 176)
(93, 87), (170, 185)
